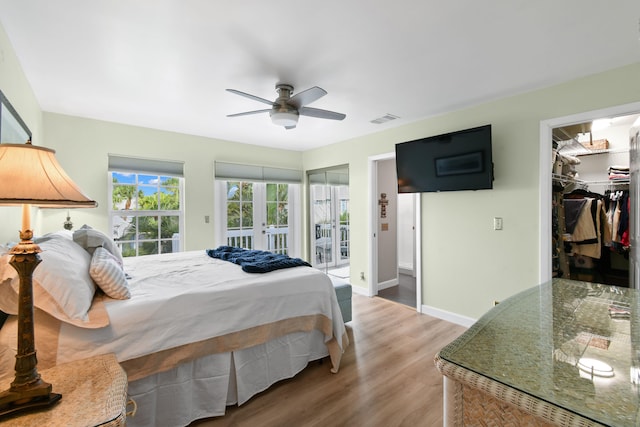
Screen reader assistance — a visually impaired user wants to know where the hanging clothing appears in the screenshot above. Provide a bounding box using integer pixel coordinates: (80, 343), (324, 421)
(563, 197), (611, 259)
(564, 199), (587, 234)
(608, 192), (631, 252)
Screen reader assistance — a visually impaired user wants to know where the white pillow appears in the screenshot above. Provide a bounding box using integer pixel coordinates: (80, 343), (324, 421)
(0, 252), (19, 313)
(34, 229), (73, 243)
(0, 235), (97, 323)
(0, 249), (15, 283)
(90, 247), (130, 300)
(73, 225), (124, 266)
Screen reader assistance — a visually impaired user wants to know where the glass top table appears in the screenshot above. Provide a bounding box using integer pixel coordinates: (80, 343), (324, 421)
(437, 278), (640, 426)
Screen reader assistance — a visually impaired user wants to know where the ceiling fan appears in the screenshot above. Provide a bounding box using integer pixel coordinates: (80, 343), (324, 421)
(226, 84), (346, 129)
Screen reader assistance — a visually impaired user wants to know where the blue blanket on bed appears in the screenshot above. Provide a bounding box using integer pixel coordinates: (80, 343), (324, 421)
(206, 246), (311, 273)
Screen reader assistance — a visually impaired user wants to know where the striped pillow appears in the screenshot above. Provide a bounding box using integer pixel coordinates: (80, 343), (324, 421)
(89, 247), (130, 300)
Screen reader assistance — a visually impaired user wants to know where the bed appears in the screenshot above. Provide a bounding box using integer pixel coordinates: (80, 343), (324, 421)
(0, 229), (348, 426)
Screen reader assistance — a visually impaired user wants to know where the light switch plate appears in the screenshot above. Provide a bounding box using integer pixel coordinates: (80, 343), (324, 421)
(493, 217), (503, 230)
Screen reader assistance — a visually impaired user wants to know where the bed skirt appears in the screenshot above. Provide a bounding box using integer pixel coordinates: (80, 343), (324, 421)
(127, 329), (328, 427)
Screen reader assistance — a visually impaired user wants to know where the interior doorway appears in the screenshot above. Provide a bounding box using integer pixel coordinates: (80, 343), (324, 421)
(378, 191), (417, 306)
(368, 152), (421, 311)
(540, 101), (640, 288)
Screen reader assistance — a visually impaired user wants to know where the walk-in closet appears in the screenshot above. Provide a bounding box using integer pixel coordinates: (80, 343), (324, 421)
(552, 114), (639, 287)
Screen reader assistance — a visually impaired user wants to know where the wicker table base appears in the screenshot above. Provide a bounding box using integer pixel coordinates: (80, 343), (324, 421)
(436, 355), (603, 427)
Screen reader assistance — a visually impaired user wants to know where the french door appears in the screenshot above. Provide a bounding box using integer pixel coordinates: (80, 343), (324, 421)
(217, 180), (299, 255)
(308, 167), (350, 270)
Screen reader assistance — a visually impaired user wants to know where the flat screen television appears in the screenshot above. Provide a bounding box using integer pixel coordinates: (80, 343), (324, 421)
(395, 124), (493, 193)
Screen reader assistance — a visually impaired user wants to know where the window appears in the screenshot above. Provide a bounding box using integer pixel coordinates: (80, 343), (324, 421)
(109, 155), (184, 257)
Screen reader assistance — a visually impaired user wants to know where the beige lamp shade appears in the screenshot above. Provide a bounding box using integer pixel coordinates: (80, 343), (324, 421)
(0, 143), (97, 207)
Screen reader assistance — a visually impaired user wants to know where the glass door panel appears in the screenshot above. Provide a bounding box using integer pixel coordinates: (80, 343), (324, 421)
(308, 167), (350, 272)
(310, 181), (333, 268)
(337, 185), (350, 264)
(224, 181), (292, 254)
(266, 183), (290, 254)
(226, 181), (256, 249)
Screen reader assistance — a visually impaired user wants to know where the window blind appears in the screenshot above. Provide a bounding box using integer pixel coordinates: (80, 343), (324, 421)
(308, 168), (349, 185)
(214, 161), (302, 183)
(108, 154), (184, 177)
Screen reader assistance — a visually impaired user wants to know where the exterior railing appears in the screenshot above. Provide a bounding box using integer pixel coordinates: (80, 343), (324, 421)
(227, 226), (289, 254)
(226, 229), (255, 249)
(314, 224), (350, 263)
(226, 224), (350, 258)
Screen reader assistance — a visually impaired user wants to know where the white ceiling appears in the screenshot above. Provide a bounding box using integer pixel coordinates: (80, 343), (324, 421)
(0, 1), (639, 151)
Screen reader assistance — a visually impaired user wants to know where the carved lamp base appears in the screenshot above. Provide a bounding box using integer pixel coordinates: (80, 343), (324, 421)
(0, 235), (61, 418)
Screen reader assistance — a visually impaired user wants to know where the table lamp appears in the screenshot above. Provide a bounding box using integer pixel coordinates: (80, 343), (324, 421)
(0, 141), (97, 417)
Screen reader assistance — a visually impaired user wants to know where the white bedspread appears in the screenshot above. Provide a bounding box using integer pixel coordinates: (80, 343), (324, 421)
(51, 250), (346, 368)
(0, 250), (348, 425)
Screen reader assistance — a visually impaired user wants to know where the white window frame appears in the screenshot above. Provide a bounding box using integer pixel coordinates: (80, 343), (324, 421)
(108, 155), (185, 257)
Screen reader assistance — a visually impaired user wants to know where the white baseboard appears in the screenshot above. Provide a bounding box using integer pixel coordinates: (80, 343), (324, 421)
(398, 260), (413, 272)
(350, 284), (370, 296)
(421, 304), (477, 328)
(350, 286), (478, 327)
(398, 266), (414, 276)
(377, 278), (398, 291)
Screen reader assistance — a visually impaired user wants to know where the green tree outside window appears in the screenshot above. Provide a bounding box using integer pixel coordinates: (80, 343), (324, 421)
(111, 173), (182, 257)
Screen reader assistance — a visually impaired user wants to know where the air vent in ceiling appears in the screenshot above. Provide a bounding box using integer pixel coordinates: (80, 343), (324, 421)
(370, 114), (399, 124)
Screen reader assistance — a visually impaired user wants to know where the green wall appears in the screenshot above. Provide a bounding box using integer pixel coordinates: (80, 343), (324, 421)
(0, 23), (43, 241)
(302, 62), (640, 320)
(40, 113), (304, 252)
(3, 19), (640, 321)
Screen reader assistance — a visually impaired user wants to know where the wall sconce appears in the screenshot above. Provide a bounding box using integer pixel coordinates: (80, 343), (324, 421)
(63, 210), (73, 230)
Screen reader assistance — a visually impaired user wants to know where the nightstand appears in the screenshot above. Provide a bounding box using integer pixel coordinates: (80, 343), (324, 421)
(1, 353), (128, 427)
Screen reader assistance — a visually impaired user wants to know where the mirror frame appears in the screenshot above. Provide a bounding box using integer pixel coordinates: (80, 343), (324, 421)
(0, 90), (32, 144)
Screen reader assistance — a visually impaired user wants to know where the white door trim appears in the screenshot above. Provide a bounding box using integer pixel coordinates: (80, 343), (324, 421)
(539, 101), (640, 283)
(414, 191), (422, 312)
(368, 153), (388, 297)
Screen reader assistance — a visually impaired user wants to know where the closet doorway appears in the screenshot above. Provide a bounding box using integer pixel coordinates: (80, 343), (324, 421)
(541, 102), (640, 288)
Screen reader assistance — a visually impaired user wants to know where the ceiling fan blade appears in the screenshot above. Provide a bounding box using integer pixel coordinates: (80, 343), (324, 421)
(289, 86), (327, 108)
(226, 89), (274, 106)
(227, 109), (271, 117)
(299, 106), (346, 121)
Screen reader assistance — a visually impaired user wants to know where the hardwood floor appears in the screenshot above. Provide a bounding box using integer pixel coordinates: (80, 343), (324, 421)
(192, 294), (468, 427)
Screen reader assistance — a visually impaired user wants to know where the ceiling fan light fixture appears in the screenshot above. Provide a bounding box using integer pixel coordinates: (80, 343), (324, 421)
(271, 111), (299, 127)
(228, 84), (343, 128)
